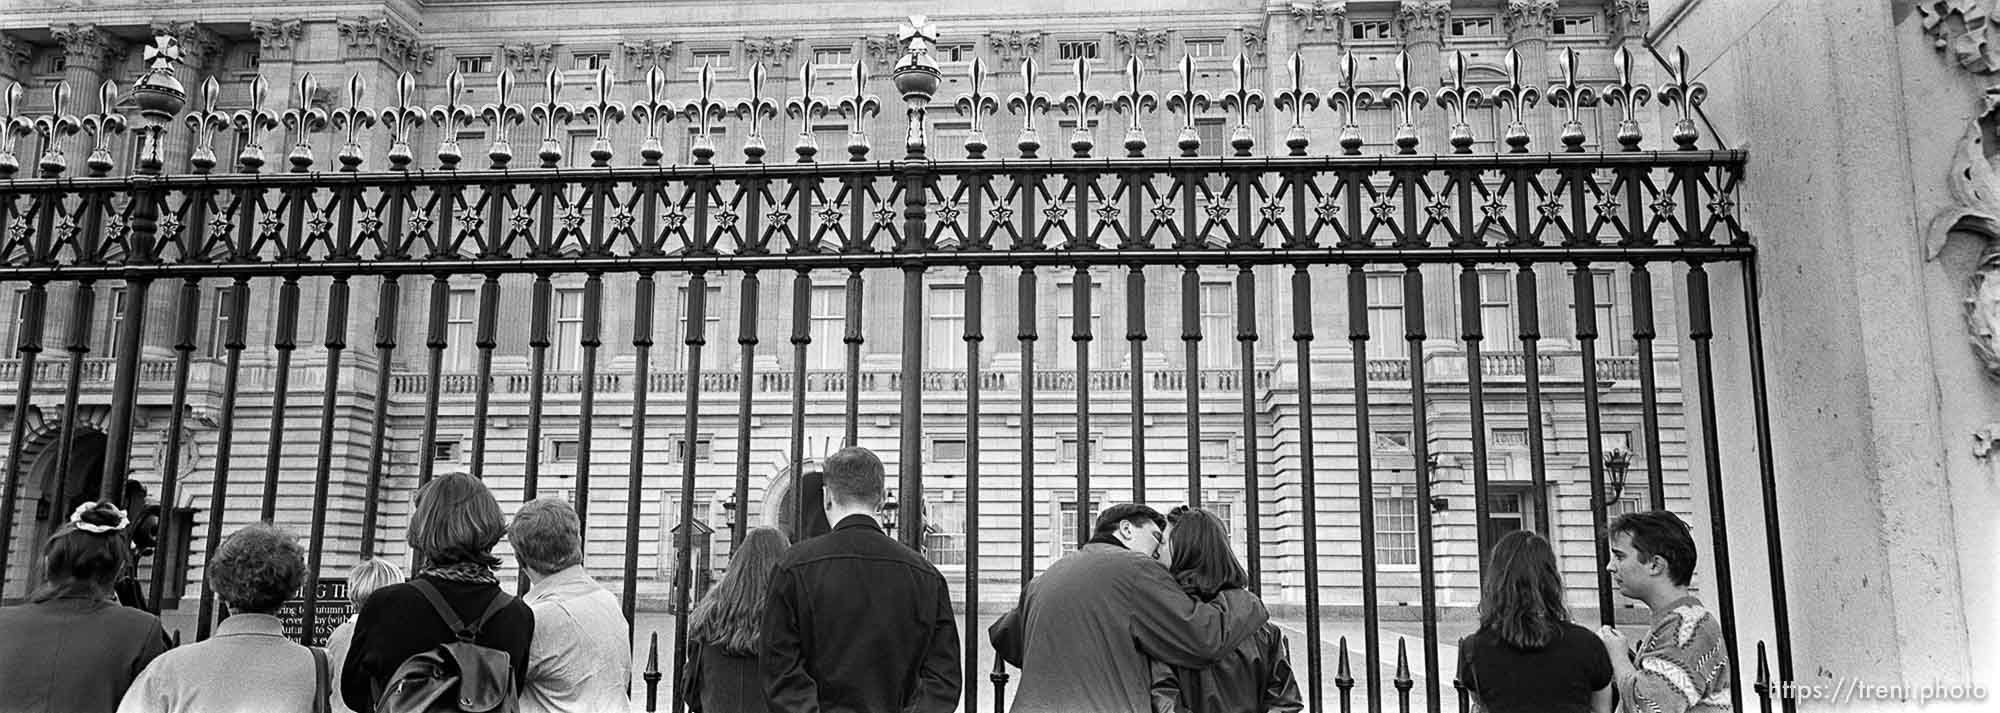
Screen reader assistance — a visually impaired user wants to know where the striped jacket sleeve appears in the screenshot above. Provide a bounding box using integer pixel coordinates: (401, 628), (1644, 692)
(1628, 603), (1731, 713)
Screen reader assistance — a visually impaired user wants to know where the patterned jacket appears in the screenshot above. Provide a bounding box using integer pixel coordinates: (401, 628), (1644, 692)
(1627, 595), (1731, 713)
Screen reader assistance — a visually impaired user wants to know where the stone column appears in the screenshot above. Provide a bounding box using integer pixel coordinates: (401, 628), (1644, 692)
(1394, 1), (1451, 152)
(1504, 0), (1557, 149)
(1284, 0), (1347, 145)
(52, 23), (124, 175)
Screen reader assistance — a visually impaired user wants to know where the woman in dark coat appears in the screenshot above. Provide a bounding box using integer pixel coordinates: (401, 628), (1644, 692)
(340, 472), (535, 712)
(1456, 529), (1613, 713)
(680, 526), (789, 713)
(0, 502), (172, 713)
(1156, 506), (1302, 713)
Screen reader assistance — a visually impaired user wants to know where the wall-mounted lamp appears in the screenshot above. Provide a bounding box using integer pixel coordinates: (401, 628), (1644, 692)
(1603, 446), (1633, 506)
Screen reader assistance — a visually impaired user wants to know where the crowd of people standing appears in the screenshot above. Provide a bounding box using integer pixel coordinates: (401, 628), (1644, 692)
(0, 445), (1730, 713)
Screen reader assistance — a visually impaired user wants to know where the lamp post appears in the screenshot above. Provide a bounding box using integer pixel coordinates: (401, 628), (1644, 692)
(1603, 446), (1633, 507)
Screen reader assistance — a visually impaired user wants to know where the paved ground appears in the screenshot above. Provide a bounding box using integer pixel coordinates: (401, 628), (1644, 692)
(160, 607), (1647, 713)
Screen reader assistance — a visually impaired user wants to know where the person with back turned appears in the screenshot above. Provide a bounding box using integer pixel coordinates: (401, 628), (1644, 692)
(759, 446), (961, 713)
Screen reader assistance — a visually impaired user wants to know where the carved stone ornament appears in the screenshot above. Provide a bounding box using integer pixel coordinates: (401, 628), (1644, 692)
(1395, 0), (1453, 45)
(0, 33), (30, 79)
(337, 17), (431, 73)
(250, 18), (305, 57)
(743, 37), (797, 68)
(1112, 29), (1168, 61)
(988, 30), (1043, 63)
(1289, 0), (1349, 36)
(53, 23), (124, 70)
(865, 33), (901, 70)
(1609, 0), (1650, 42)
(1504, 0), (1560, 37)
(1240, 26), (1266, 59)
(622, 39), (672, 73)
(1937, 91), (2000, 379)
(1924, 1), (2000, 73)
(505, 43), (555, 72)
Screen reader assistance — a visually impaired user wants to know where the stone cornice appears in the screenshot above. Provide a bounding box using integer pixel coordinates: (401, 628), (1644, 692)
(1395, 0), (1452, 46)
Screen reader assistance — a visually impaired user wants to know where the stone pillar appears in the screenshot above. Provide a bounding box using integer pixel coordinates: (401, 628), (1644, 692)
(0, 32), (31, 89)
(1282, 2), (1346, 153)
(51, 23), (124, 175)
(1394, 0), (1451, 152)
(1504, 0), (1557, 149)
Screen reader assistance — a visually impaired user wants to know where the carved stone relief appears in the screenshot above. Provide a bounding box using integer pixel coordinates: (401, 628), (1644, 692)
(1289, 0), (1348, 37)
(622, 40), (672, 74)
(250, 18), (304, 60)
(742, 37), (797, 69)
(336, 17), (434, 74)
(988, 31), (1043, 64)
(1504, 0), (1559, 38)
(1111, 29), (1168, 62)
(504, 43), (555, 72)
(1395, 0), (1453, 45)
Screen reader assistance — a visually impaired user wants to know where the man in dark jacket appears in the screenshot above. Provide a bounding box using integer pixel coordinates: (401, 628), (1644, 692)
(989, 503), (1271, 713)
(760, 446), (962, 713)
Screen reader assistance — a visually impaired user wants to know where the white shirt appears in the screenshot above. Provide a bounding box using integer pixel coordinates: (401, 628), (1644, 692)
(518, 566), (632, 713)
(117, 613), (320, 713)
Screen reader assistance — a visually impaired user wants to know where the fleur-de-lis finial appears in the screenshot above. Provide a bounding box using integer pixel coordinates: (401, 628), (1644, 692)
(836, 59), (880, 161)
(1111, 56), (1156, 157)
(0, 83), (33, 177)
(1600, 48), (1651, 152)
(379, 72), (425, 170)
(1546, 48), (1594, 152)
(737, 63), (781, 163)
(32, 80), (81, 176)
(786, 63), (831, 162)
(1007, 58), (1053, 158)
(1434, 51), (1483, 155)
(80, 80), (125, 176)
(954, 57), (999, 158)
(479, 70), (527, 167)
(1380, 51), (1428, 155)
(1218, 53), (1264, 157)
(1166, 54), (1211, 157)
(631, 66), (675, 165)
(280, 73), (328, 172)
(1489, 49), (1539, 154)
(684, 62), (727, 165)
(578, 68), (624, 167)
(1058, 57), (1103, 158)
(1326, 52), (1374, 156)
(1656, 46), (1707, 150)
(429, 71), (475, 169)
(231, 76), (280, 172)
(530, 68), (575, 167)
(1272, 52), (1320, 156)
(330, 74), (374, 171)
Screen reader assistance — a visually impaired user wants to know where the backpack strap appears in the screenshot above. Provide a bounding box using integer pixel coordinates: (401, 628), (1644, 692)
(465, 591), (514, 637)
(309, 646), (330, 713)
(409, 579), (473, 639)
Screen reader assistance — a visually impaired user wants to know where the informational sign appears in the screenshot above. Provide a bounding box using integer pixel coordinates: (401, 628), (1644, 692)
(274, 578), (351, 647)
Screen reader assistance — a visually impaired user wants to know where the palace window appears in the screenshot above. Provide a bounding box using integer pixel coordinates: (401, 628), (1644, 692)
(1373, 485), (1419, 566)
(1057, 40), (1100, 61)
(456, 54), (494, 74)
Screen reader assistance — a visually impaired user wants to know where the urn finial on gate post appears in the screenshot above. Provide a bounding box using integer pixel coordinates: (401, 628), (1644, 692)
(129, 34), (188, 176)
(894, 14), (942, 160)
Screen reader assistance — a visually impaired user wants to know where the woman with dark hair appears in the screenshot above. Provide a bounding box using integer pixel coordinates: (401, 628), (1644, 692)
(118, 523), (328, 713)
(1156, 506), (1302, 713)
(340, 473), (535, 712)
(0, 501), (172, 713)
(1456, 529), (1613, 713)
(680, 526), (789, 713)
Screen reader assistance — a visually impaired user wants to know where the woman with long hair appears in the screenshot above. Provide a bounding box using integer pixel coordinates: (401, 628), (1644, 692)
(681, 526), (790, 713)
(1157, 506), (1301, 713)
(339, 473), (535, 712)
(1456, 529), (1613, 713)
(0, 501), (172, 713)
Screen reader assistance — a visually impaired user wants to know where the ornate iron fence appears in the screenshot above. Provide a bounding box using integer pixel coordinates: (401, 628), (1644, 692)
(0, 25), (1795, 713)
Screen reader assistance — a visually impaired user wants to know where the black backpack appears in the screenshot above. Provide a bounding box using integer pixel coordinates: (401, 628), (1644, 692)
(375, 580), (518, 713)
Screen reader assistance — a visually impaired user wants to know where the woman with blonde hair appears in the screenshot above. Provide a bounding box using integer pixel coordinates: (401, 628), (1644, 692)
(325, 558), (405, 713)
(339, 473), (535, 712)
(680, 526), (790, 713)
(0, 501), (171, 713)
